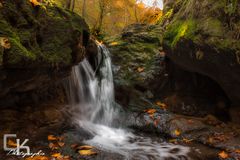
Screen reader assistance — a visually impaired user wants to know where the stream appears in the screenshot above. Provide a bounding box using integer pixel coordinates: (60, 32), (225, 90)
(66, 43), (190, 160)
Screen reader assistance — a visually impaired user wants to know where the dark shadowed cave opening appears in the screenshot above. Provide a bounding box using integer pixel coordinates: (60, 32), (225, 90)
(154, 58), (232, 122)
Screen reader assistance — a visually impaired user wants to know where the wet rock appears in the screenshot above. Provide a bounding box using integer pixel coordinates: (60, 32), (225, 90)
(162, 0), (240, 106)
(126, 110), (240, 156)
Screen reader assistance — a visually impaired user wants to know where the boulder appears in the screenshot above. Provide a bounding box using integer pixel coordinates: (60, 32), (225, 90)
(162, 0), (240, 106)
(0, 0), (90, 104)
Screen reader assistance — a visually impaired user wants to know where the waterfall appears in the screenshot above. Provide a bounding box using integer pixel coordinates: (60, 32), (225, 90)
(68, 43), (118, 126)
(67, 43), (190, 160)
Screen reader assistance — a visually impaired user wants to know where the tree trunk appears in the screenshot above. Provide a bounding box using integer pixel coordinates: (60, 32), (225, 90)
(82, 0), (86, 18)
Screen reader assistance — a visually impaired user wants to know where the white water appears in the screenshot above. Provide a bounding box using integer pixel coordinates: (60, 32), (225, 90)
(68, 43), (190, 160)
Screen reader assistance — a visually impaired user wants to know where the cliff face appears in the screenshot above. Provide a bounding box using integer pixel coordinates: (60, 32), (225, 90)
(0, 0), (89, 105)
(162, 0), (240, 105)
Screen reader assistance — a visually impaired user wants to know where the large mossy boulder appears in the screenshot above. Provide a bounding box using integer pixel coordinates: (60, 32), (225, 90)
(0, 0), (90, 104)
(0, 0), (89, 68)
(162, 0), (240, 105)
(107, 24), (164, 108)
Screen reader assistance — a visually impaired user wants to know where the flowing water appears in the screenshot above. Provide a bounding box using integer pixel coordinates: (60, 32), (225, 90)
(68, 43), (190, 160)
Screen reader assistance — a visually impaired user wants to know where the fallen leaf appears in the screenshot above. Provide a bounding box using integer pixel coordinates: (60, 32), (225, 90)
(137, 67), (144, 73)
(71, 144), (79, 149)
(156, 101), (167, 109)
(51, 153), (62, 158)
(183, 138), (193, 144)
(77, 145), (94, 150)
(0, 37), (11, 49)
(218, 151), (229, 159)
(79, 149), (97, 156)
(174, 129), (181, 136)
(58, 142), (65, 147)
(49, 142), (59, 150)
(25, 156), (49, 160)
(63, 156), (71, 160)
(169, 139), (178, 144)
(7, 139), (17, 147)
(109, 42), (118, 46)
(145, 109), (156, 114)
(235, 149), (240, 153)
(29, 0), (41, 6)
(48, 135), (58, 141)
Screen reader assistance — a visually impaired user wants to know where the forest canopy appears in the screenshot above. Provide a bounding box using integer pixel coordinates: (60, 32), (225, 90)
(54, 0), (162, 36)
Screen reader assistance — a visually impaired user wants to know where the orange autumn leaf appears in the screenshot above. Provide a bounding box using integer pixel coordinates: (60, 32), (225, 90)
(137, 67), (144, 73)
(145, 109), (156, 114)
(25, 156), (49, 160)
(235, 149), (240, 153)
(7, 139), (17, 147)
(48, 135), (58, 141)
(79, 149), (97, 156)
(156, 101), (167, 109)
(49, 142), (59, 150)
(58, 142), (65, 147)
(77, 145), (94, 150)
(218, 151), (229, 159)
(29, 0), (41, 6)
(174, 129), (181, 136)
(51, 153), (62, 158)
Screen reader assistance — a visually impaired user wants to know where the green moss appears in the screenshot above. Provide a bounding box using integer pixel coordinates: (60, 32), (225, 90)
(7, 38), (36, 64)
(224, 0), (238, 15)
(164, 19), (197, 48)
(158, 8), (173, 24)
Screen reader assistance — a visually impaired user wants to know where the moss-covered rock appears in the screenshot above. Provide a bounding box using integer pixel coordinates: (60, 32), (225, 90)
(162, 0), (240, 105)
(0, 0), (89, 68)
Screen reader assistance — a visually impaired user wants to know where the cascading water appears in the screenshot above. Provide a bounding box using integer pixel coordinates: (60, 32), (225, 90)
(68, 42), (190, 160)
